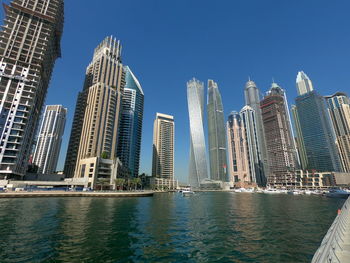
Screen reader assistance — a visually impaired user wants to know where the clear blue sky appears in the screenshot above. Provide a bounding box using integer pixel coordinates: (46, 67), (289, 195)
(2, 0), (350, 183)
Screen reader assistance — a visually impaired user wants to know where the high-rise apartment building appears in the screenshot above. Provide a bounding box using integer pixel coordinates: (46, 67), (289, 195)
(227, 111), (250, 185)
(296, 71), (314, 96)
(240, 105), (265, 186)
(291, 105), (308, 170)
(117, 66), (144, 177)
(295, 71), (341, 172)
(0, 0), (64, 178)
(187, 78), (208, 188)
(152, 113), (174, 180)
(244, 80), (268, 184)
(325, 92), (350, 173)
(207, 79), (227, 182)
(64, 36), (124, 179)
(32, 105), (66, 174)
(260, 82), (297, 186)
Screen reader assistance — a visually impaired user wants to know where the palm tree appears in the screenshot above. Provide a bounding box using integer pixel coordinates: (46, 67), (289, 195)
(114, 178), (125, 190)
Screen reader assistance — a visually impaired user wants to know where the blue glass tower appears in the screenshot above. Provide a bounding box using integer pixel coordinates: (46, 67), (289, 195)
(117, 66), (144, 177)
(294, 71), (341, 172)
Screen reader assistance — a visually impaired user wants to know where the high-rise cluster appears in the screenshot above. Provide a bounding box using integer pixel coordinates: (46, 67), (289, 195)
(64, 36), (144, 189)
(187, 71), (349, 189)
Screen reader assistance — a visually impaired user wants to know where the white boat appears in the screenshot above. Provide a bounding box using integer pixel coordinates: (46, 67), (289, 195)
(263, 189), (281, 194)
(182, 190), (195, 196)
(304, 190), (312, 195)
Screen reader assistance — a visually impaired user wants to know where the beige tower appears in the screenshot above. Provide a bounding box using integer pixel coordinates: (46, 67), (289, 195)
(64, 37), (124, 189)
(227, 111), (251, 186)
(326, 92), (350, 173)
(152, 113), (175, 188)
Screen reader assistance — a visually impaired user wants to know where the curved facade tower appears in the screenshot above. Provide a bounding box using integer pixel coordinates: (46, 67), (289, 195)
(187, 78), (208, 188)
(207, 79), (227, 182)
(244, 80), (268, 184)
(117, 66), (144, 177)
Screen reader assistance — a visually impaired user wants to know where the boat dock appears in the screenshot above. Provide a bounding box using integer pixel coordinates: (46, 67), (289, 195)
(312, 196), (350, 262)
(0, 191), (154, 198)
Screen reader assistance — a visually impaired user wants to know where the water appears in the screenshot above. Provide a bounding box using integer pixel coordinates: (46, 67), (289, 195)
(0, 192), (345, 262)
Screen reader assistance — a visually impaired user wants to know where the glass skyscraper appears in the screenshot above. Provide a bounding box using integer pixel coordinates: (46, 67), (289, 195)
(207, 79), (227, 182)
(295, 71), (341, 172)
(117, 66), (144, 177)
(240, 105), (266, 186)
(187, 78), (208, 188)
(244, 80), (268, 184)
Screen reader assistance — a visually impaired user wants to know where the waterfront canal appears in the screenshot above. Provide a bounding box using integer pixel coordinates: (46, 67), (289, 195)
(0, 192), (345, 262)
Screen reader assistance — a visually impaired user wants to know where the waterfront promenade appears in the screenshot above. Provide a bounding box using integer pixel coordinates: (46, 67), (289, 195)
(0, 191), (154, 198)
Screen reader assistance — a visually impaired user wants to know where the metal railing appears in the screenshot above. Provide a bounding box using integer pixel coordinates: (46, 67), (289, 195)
(312, 196), (350, 263)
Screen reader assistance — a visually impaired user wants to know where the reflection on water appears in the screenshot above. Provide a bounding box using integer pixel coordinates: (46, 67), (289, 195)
(0, 193), (344, 262)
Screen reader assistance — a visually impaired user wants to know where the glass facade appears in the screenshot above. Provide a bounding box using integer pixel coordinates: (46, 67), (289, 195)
(244, 80), (269, 182)
(207, 79), (227, 182)
(117, 66), (144, 177)
(295, 90), (341, 172)
(187, 78), (208, 188)
(240, 105), (266, 186)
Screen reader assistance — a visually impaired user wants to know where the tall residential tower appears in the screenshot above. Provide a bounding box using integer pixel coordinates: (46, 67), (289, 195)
(244, 80), (268, 185)
(64, 36), (124, 188)
(227, 111), (250, 185)
(260, 83), (297, 186)
(117, 66), (144, 177)
(187, 78), (208, 188)
(207, 79), (227, 182)
(0, 0), (64, 178)
(325, 92), (350, 172)
(294, 71), (341, 172)
(240, 105), (265, 186)
(32, 105), (66, 174)
(152, 113), (174, 180)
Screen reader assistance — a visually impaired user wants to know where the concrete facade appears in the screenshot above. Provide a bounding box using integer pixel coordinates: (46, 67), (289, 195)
(33, 105), (66, 174)
(227, 111), (251, 185)
(152, 113), (175, 180)
(0, 0), (64, 178)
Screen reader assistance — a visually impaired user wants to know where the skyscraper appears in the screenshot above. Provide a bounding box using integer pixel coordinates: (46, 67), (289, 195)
(295, 71), (341, 172)
(260, 82), (297, 186)
(152, 113), (174, 180)
(207, 79), (227, 182)
(325, 92), (350, 172)
(0, 0), (64, 178)
(296, 71), (314, 96)
(291, 105), (308, 170)
(32, 105), (67, 174)
(117, 66), (144, 177)
(240, 105), (265, 186)
(227, 111), (250, 185)
(64, 36), (124, 184)
(244, 80), (268, 184)
(187, 78), (208, 188)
